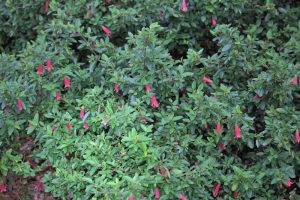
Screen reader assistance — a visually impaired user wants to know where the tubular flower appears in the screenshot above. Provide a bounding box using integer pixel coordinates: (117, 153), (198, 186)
(55, 91), (61, 100)
(203, 76), (213, 84)
(145, 83), (152, 92)
(80, 108), (85, 119)
(17, 99), (23, 111)
(114, 82), (119, 93)
(66, 123), (72, 129)
(213, 183), (221, 197)
(102, 25), (111, 37)
(294, 75), (298, 85)
(216, 121), (222, 134)
(154, 187), (160, 199)
(150, 96), (159, 108)
(181, 0), (187, 12)
(46, 59), (53, 71)
(235, 124), (242, 138)
(83, 123), (89, 129)
(64, 77), (70, 88)
(37, 64), (43, 75)
(212, 17), (217, 26)
(179, 193), (187, 200)
(44, 1), (49, 12)
(0, 182), (6, 193)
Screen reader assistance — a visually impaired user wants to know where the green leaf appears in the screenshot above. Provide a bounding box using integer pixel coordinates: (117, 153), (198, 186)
(222, 44), (232, 52)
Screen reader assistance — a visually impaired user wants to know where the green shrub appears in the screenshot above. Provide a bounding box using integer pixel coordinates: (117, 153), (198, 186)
(0, 0), (300, 199)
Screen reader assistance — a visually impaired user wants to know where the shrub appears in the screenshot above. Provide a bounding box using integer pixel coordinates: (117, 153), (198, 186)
(0, 0), (300, 199)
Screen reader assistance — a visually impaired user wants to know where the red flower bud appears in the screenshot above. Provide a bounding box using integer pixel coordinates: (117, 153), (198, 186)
(0, 182), (7, 193)
(234, 191), (239, 199)
(160, 167), (167, 177)
(44, 1), (50, 13)
(65, 123), (72, 129)
(114, 82), (119, 93)
(212, 17), (217, 26)
(234, 124), (242, 138)
(296, 130), (300, 143)
(145, 83), (152, 92)
(294, 75), (298, 85)
(179, 193), (187, 200)
(101, 25), (111, 38)
(46, 59), (53, 71)
(203, 76), (213, 84)
(64, 77), (70, 88)
(51, 125), (56, 132)
(37, 64), (43, 75)
(286, 179), (293, 187)
(213, 183), (221, 197)
(80, 108), (85, 119)
(154, 187), (160, 199)
(17, 99), (23, 111)
(181, 0), (187, 12)
(216, 121), (222, 134)
(83, 122), (89, 129)
(55, 91), (61, 100)
(150, 96), (159, 108)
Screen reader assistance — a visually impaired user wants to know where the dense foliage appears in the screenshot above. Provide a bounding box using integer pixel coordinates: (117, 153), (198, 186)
(1, 0), (300, 199)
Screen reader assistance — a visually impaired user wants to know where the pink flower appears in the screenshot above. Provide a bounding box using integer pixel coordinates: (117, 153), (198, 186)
(234, 191), (239, 199)
(83, 122), (89, 129)
(129, 195), (134, 200)
(44, 1), (49, 13)
(46, 59), (53, 71)
(80, 108), (85, 119)
(286, 179), (293, 187)
(0, 182), (6, 193)
(154, 187), (160, 199)
(145, 83), (152, 92)
(179, 193), (187, 200)
(101, 25), (111, 37)
(64, 77), (70, 88)
(37, 64), (43, 75)
(203, 76), (213, 84)
(159, 10), (163, 16)
(294, 75), (298, 85)
(66, 123), (72, 129)
(212, 17), (217, 26)
(17, 98), (23, 111)
(55, 91), (61, 100)
(141, 194), (145, 198)
(114, 82), (119, 93)
(181, 0), (187, 12)
(216, 121), (222, 134)
(153, 165), (159, 171)
(86, 7), (94, 17)
(150, 96), (159, 108)
(213, 183), (221, 197)
(51, 125), (56, 132)
(296, 130), (300, 143)
(279, 182), (283, 188)
(235, 124), (242, 138)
